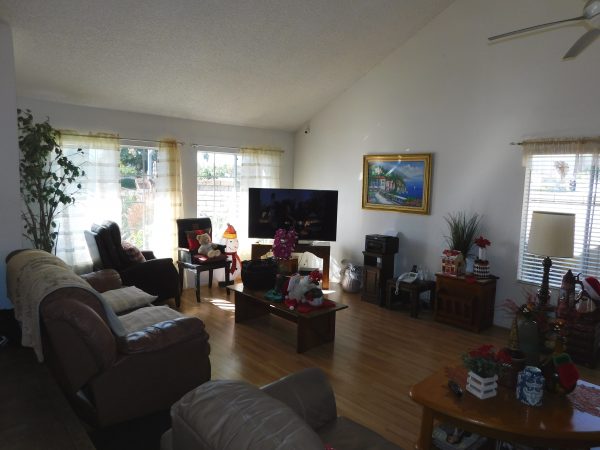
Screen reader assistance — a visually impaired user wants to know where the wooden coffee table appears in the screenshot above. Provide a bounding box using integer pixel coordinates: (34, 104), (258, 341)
(409, 369), (600, 449)
(226, 283), (347, 353)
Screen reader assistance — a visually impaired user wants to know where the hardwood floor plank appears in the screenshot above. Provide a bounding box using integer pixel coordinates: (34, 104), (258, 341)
(176, 284), (600, 449)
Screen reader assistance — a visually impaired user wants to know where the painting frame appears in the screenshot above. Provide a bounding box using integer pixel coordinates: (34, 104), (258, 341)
(362, 153), (432, 214)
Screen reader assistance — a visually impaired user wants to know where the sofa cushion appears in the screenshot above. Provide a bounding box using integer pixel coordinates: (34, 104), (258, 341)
(101, 286), (157, 313)
(170, 380), (323, 450)
(119, 305), (183, 334)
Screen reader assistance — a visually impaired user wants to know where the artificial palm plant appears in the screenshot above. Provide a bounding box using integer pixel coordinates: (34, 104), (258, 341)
(443, 211), (481, 258)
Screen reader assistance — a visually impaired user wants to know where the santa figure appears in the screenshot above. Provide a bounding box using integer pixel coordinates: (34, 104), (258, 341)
(222, 223), (242, 279)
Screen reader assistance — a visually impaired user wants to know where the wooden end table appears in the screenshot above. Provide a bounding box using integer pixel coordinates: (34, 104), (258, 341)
(226, 283), (347, 353)
(385, 278), (435, 318)
(409, 369), (600, 449)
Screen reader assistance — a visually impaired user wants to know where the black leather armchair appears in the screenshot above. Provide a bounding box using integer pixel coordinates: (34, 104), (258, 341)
(176, 218), (231, 303)
(85, 221), (181, 308)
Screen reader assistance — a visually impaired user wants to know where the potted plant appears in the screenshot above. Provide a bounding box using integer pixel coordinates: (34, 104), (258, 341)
(272, 228), (298, 274)
(443, 211), (481, 258)
(18, 109), (85, 253)
(462, 344), (511, 399)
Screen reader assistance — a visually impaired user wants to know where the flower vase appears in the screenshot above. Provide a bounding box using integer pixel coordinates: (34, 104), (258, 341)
(474, 247), (490, 278)
(277, 258), (298, 275)
(466, 371), (498, 399)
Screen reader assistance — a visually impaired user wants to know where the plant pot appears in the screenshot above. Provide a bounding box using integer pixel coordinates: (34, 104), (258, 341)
(466, 371), (498, 399)
(277, 258), (298, 275)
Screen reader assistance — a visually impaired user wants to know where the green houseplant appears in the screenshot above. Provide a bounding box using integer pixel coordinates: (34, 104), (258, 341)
(443, 211), (481, 258)
(18, 109), (85, 253)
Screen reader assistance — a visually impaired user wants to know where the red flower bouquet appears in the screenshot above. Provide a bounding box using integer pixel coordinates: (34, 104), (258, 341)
(463, 344), (512, 378)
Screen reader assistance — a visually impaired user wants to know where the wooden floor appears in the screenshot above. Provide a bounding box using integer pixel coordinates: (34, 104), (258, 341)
(178, 284), (600, 450)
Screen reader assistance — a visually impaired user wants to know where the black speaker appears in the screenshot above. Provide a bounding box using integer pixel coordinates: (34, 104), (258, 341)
(365, 234), (399, 254)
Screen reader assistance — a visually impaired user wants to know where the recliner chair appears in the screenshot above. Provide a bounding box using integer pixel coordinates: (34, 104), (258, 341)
(85, 221), (181, 307)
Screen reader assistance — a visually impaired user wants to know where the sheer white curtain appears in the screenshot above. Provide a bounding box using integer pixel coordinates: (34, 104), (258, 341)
(56, 133), (120, 272)
(149, 139), (183, 261)
(238, 147), (281, 259)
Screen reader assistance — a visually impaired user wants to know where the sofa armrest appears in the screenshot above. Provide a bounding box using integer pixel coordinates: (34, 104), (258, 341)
(261, 367), (337, 430)
(118, 316), (209, 354)
(141, 250), (156, 260)
(81, 269), (123, 293)
(119, 258), (179, 301)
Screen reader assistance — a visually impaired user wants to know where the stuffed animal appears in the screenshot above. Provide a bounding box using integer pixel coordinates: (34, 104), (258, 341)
(196, 233), (221, 258)
(285, 270), (323, 307)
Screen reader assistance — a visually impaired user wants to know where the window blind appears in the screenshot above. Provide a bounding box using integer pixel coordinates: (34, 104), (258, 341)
(518, 145), (600, 287)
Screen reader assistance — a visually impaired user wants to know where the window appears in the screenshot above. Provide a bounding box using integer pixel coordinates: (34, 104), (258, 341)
(56, 135), (180, 270)
(196, 151), (241, 237)
(119, 145), (158, 248)
(518, 140), (600, 287)
(196, 147), (282, 259)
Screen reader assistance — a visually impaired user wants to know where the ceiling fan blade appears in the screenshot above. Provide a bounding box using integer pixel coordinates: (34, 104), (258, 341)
(488, 16), (584, 41)
(563, 28), (600, 58)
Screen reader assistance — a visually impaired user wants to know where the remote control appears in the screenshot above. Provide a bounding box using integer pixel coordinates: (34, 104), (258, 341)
(448, 380), (463, 398)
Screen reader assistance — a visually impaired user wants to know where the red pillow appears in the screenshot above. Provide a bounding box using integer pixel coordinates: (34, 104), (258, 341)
(186, 229), (211, 252)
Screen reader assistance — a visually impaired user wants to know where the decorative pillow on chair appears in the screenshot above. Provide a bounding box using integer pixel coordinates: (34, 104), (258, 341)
(121, 241), (146, 264)
(185, 228), (212, 252)
(101, 286), (157, 313)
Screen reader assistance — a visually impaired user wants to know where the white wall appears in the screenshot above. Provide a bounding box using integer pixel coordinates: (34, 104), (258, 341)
(0, 21), (22, 309)
(293, 0), (600, 326)
(18, 97), (295, 218)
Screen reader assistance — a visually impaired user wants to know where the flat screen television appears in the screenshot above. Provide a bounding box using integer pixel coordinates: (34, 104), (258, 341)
(248, 188), (338, 241)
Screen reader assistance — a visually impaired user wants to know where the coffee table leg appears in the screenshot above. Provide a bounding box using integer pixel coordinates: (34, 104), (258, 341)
(416, 406), (434, 450)
(297, 312), (336, 353)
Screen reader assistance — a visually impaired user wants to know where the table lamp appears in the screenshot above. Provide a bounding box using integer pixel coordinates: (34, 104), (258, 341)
(527, 211), (575, 306)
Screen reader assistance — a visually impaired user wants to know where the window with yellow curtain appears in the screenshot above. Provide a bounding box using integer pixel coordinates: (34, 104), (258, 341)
(518, 138), (600, 287)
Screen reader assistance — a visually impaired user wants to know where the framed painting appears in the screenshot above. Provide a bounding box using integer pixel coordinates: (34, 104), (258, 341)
(362, 153), (432, 214)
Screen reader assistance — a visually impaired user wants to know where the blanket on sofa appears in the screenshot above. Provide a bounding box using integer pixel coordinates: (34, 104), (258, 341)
(6, 250), (125, 361)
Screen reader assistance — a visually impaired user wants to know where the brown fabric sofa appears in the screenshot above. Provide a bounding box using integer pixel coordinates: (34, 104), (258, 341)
(6, 249), (211, 428)
(161, 367), (402, 450)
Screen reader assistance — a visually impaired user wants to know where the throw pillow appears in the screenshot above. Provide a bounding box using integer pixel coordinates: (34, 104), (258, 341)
(185, 228), (211, 252)
(121, 241), (146, 264)
(101, 286), (157, 314)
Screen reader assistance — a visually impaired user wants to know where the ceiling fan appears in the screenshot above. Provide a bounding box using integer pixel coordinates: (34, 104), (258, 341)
(488, 0), (600, 59)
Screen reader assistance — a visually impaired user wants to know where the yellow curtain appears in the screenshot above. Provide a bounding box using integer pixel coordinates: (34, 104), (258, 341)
(57, 132), (120, 271)
(151, 139), (183, 261)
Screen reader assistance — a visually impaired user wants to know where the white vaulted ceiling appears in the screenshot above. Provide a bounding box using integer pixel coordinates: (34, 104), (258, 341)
(0, 0), (454, 131)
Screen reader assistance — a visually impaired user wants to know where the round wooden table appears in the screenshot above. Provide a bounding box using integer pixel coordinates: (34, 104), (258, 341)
(409, 369), (600, 449)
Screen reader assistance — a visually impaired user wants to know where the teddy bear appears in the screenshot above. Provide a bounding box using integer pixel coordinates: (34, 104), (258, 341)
(196, 233), (221, 258)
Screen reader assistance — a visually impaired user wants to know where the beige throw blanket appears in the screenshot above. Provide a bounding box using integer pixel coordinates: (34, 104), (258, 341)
(6, 250), (108, 361)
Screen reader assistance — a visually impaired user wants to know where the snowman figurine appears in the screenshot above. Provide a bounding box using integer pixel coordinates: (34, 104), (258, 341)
(222, 223), (242, 280)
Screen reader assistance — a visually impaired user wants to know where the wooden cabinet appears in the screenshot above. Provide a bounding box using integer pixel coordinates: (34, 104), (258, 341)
(566, 321), (600, 368)
(362, 251), (395, 305)
(434, 273), (497, 332)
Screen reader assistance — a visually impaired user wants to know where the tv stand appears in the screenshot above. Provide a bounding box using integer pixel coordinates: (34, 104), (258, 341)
(251, 242), (331, 289)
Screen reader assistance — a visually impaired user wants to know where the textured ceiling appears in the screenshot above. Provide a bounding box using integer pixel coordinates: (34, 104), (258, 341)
(0, 0), (454, 132)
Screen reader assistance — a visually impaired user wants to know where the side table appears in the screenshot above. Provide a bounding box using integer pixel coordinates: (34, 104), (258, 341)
(385, 278), (436, 318)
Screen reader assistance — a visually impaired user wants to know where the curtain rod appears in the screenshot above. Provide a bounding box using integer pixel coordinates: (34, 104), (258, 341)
(60, 131), (184, 146)
(191, 143), (283, 153)
(511, 137), (600, 146)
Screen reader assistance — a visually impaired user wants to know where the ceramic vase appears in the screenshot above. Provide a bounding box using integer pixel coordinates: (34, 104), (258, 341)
(516, 366), (544, 406)
(466, 371), (498, 399)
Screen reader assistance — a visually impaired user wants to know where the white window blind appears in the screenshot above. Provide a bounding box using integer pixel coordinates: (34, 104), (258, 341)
(518, 139), (600, 287)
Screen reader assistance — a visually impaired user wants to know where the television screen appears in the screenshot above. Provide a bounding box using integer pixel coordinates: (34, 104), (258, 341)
(248, 188), (338, 241)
